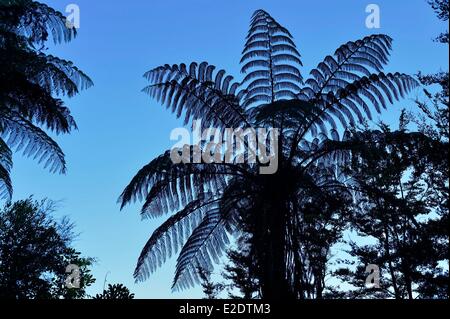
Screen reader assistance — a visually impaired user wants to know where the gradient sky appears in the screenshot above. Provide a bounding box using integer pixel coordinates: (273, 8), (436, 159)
(8, 0), (449, 298)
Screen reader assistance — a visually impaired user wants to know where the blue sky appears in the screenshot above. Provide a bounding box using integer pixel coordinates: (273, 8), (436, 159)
(8, 0), (449, 298)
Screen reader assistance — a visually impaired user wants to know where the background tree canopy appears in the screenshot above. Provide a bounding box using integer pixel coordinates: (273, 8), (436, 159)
(0, 198), (95, 299)
(94, 283), (135, 300)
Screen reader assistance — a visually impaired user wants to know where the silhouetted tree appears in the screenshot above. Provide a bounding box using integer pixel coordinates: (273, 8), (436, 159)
(414, 0), (448, 144)
(331, 120), (448, 299)
(0, 0), (92, 199)
(120, 10), (417, 299)
(428, 0), (449, 43)
(197, 235), (260, 299)
(197, 267), (224, 299)
(0, 199), (95, 299)
(94, 284), (135, 300)
(222, 235), (260, 299)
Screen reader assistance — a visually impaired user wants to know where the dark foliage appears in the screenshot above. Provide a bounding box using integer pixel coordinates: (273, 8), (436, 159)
(328, 120), (447, 298)
(428, 0), (449, 43)
(0, 199), (95, 299)
(0, 0), (92, 199)
(94, 283), (135, 300)
(222, 235), (260, 299)
(197, 267), (224, 299)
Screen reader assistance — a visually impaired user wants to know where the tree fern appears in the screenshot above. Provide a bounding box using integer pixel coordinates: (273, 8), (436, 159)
(0, 0), (92, 199)
(122, 9), (419, 295)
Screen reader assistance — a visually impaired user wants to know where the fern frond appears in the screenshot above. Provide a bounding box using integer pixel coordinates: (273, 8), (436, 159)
(20, 0), (77, 44)
(2, 72), (77, 133)
(45, 54), (93, 92)
(172, 207), (233, 290)
(305, 72), (418, 135)
(119, 149), (246, 218)
(0, 138), (13, 200)
(143, 62), (249, 129)
(301, 34), (393, 99)
(134, 195), (216, 283)
(240, 9), (303, 107)
(0, 111), (66, 173)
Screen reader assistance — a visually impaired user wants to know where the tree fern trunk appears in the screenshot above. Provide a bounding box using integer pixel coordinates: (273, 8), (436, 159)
(257, 202), (295, 299)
